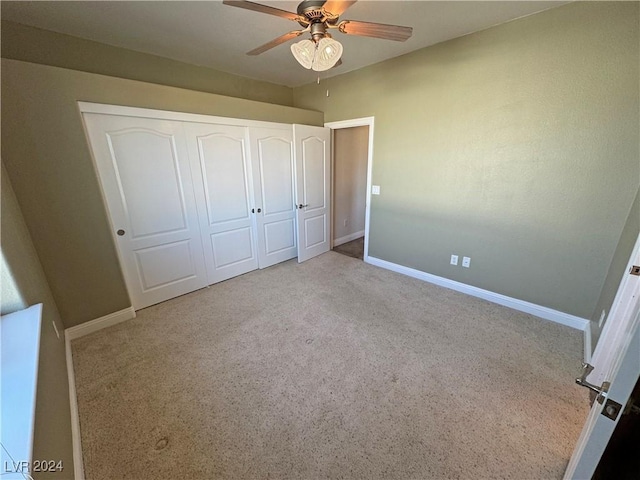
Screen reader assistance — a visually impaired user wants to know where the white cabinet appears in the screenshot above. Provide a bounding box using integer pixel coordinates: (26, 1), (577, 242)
(81, 105), (329, 310)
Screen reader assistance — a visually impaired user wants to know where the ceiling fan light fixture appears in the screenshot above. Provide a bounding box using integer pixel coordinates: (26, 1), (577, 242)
(291, 36), (343, 71)
(311, 37), (343, 71)
(290, 39), (315, 69)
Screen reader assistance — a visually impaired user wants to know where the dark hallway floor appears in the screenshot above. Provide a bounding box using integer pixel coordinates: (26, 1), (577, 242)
(333, 236), (364, 260)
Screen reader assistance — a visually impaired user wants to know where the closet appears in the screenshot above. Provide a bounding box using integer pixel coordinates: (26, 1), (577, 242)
(81, 103), (330, 310)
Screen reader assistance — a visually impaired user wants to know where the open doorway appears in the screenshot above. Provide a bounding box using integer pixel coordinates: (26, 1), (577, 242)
(332, 125), (368, 259)
(325, 118), (374, 261)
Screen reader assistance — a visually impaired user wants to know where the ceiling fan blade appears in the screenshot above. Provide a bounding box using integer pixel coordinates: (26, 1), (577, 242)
(247, 30), (306, 55)
(337, 20), (413, 42)
(222, 0), (305, 23)
(322, 0), (357, 17)
(332, 58), (343, 69)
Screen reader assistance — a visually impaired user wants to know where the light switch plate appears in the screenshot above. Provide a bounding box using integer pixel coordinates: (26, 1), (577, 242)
(372, 185), (380, 195)
(462, 257), (471, 268)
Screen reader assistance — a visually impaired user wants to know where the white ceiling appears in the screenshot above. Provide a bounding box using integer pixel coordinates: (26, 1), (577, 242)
(1, 1), (569, 87)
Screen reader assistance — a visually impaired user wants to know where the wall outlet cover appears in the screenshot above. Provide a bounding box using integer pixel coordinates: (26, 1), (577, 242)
(372, 185), (381, 195)
(450, 255), (459, 265)
(462, 256), (471, 268)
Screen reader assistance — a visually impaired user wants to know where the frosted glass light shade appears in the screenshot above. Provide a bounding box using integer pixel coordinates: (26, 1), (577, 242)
(291, 37), (343, 71)
(312, 37), (343, 71)
(290, 39), (315, 69)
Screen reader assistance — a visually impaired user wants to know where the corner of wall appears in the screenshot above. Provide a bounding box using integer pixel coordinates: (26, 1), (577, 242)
(1, 163), (75, 477)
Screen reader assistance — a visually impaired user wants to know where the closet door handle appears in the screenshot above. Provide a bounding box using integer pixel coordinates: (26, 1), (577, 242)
(298, 204), (309, 209)
(252, 208), (262, 214)
(117, 229), (126, 236)
(257, 208), (262, 213)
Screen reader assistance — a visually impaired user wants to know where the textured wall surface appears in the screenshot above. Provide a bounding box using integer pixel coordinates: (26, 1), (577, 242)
(1, 20), (294, 107)
(1, 59), (323, 327)
(294, 1), (639, 319)
(1, 164), (74, 478)
(333, 126), (369, 242)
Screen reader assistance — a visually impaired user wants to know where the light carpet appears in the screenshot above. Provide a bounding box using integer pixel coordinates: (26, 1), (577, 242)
(72, 252), (590, 479)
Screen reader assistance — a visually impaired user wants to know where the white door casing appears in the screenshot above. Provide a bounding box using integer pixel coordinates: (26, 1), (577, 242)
(184, 122), (259, 284)
(324, 117), (375, 260)
(249, 127), (298, 268)
(294, 124), (331, 263)
(564, 234), (640, 479)
(82, 113), (208, 309)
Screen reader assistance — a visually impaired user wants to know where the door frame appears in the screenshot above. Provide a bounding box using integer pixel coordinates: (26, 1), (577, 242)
(324, 117), (374, 260)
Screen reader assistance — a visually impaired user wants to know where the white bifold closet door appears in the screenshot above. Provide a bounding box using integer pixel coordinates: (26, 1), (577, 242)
(83, 110), (328, 311)
(249, 127), (298, 268)
(294, 124), (331, 262)
(82, 114), (209, 309)
(183, 123), (259, 285)
(183, 123), (297, 284)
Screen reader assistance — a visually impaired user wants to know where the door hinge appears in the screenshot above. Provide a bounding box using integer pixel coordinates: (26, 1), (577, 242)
(630, 265), (640, 276)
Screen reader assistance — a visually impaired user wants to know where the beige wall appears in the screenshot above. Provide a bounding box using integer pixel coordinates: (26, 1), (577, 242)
(294, 1), (640, 320)
(1, 59), (323, 327)
(1, 20), (294, 107)
(1, 164), (74, 479)
(333, 126), (368, 242)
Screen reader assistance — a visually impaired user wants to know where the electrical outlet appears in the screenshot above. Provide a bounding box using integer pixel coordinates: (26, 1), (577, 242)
(450, 255), (458, 266)
(343, 219), (348, 227)
(462, 256), (471, 268)
(372, 185), (381, 195)
(598, 310), (606, 328)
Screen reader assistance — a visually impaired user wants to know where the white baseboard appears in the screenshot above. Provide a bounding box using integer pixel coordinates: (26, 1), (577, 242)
(65, 334), (85, 480)
(65, 307), (136, 341)
(364, 256), (590, 332)
(64, 306), (135, 479)
(334, 230), (365, 247)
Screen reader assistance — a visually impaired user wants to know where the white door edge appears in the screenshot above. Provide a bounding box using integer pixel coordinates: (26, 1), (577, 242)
(591, 232), (640, 383)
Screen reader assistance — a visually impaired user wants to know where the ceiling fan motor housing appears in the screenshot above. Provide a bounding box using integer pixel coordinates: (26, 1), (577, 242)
(297, 0), (333, 26)
(297, 0), (326, 17)
(297, 0), (335, 41)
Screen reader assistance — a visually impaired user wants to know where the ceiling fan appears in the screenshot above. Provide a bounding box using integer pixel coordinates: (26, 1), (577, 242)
(222, 0), (413, 71)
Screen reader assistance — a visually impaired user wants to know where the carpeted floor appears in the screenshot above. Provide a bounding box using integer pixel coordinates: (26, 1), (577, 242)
(333, 237), (364, 259)
(72, 252), (589, 479)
